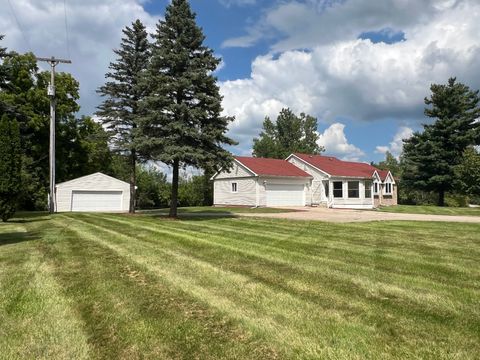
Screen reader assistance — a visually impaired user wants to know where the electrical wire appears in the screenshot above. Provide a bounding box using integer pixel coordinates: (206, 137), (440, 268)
(7, 0), (32, 52)
(63, 0), (71, 59)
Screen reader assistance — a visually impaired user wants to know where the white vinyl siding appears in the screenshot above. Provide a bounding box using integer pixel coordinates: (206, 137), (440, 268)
(215, 162), (253, 179)
(266, 184), (304, 206)
(214, 178), (257, 206)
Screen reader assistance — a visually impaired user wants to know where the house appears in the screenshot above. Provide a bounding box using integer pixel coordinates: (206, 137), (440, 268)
(211, 157), (313, 207)
(55, 172), (130, 212)
(287, 153), (396, 208)
(212, 154), (397, 209)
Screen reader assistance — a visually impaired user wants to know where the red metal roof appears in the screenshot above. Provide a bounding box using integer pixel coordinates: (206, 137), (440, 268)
(235, 156), (312, 178)
(293, 153), (388, 179)
(376, 169), (390, 181)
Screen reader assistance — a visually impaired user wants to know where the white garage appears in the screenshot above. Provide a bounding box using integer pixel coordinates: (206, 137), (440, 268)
(266, 184), (305, 206)
(212, 156), (312, 207)
(55, 173), (130, 213)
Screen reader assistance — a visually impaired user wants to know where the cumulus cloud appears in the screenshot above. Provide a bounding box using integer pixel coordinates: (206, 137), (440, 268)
(0, 0), (159, 115)
(317, 123), (365, 161)
(220, 0), (480, 155)
(375, 126), (414, 158)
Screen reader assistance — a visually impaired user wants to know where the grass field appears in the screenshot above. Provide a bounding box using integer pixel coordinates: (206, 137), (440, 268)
(378, 204), (480, 216)
(1, 212), (479, 359)
(141, 206), (299, 215)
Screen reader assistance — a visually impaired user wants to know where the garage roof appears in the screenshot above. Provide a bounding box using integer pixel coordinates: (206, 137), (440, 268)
(292, 153), (386, 179)
(235, 156), (312, 178)
(56, 172), (129, 187)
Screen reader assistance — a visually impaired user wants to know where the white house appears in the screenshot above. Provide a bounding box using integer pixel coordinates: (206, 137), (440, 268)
(212, 154), (397, 209)
(212, 157), (313, 207)
(55, 172), (130, 212)
(287, 153), (397, 209)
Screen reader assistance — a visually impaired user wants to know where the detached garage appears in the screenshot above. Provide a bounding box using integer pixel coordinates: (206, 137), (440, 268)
(55, 172), (130, 213)
(212, 157), (312, 207)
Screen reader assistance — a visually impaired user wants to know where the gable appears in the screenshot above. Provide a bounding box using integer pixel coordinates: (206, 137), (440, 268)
(287, 155), (330, 179)
(214, 161), (255, 180)
(56, 172), (129, 189)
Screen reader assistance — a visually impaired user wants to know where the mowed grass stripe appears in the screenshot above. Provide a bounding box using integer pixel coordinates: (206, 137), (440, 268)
(58, 215), (384, 358)
(0, 219), (91, 359)
(79, 213), (480, 317)
(46, 217), (280, 359)
(62, 214), (478, 358)
(92, 214), (480, 298)
(133, 213), (480, 272)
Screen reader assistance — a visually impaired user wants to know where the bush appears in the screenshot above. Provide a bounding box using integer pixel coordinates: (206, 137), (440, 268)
(444, 194), (469, 207)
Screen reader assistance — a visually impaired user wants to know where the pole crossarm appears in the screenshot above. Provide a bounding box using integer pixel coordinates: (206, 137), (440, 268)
(36, 56), (72, 65)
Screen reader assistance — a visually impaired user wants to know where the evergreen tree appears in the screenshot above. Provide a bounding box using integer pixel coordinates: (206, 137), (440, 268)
(0, 115), (22, 222)
(140, 0), (236, 217)
(253, 108), (324, 158)
(402, 78), (480, 206)
(97, 20), (150, 213)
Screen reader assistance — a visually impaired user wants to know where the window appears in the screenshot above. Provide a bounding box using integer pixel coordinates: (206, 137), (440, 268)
(374, 182), (379, 194)
(333, 181), (343, 198)
(365, 180), (372, 198)
(385, 183), (392, 194)
(231, 182), (238, 193)
(324, 182), (329, 197)
(348, 181), (359, 198)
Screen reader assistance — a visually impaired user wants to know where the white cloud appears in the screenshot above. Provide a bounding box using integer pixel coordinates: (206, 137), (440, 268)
(0, 0), (159, 115)
(220, 0), (480, 155)
(317, 123), (365, 161)
(219, 0), (256, 8)
(375, 126), (414, 158)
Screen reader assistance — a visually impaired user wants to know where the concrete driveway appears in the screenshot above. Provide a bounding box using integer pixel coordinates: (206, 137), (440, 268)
(240, 207), (480, 223)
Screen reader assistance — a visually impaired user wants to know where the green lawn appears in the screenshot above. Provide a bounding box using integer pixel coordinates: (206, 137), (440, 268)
(378, 204), (480, 216)
(141, 206), (299, 215)
(1, 212), (479, 359)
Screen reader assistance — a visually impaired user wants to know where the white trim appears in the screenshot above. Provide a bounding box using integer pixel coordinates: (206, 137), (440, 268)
(56, 172), (129, 188)
(210, 158), (258, 180)
(285, 154), (332, 177)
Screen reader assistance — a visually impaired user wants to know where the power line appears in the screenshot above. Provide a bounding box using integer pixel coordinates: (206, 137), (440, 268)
(7, 0), (32, 52)
(63, 0), (71, 58)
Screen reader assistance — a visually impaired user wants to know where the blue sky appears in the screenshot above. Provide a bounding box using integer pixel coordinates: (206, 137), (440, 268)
(1, 0), (479, 163)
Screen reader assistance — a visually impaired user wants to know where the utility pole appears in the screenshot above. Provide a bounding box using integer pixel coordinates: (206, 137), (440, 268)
(35, 56), (71, 214)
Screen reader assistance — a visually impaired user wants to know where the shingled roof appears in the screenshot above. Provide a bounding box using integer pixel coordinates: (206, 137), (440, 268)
(235, 156), (312, 178)
(292, 153), (389, 179)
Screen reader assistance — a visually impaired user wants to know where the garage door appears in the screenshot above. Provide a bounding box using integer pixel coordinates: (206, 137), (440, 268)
(266, 184), (305, 206)
(71, 191), (123, 212)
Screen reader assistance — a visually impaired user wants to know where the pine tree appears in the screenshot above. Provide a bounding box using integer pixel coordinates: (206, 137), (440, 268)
(97, 20), (150, 213)
(253, 108), (324, 158)
(0, 115), (22, 222)
(140, 0), (236, 217)
(402, 78), (480, 206)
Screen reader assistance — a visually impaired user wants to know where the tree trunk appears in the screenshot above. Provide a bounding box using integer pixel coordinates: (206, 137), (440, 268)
(438, 188), (445, 207)
(170, 159), (179, 218)
(129, 150), (136, 214)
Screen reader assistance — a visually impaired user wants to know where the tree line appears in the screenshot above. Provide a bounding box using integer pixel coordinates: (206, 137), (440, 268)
(252, 80), (480, 207)
(0, 0), (234, 221)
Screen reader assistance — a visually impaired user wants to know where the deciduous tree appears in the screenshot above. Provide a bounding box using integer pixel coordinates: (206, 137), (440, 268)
(253, 108), (324, 159)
